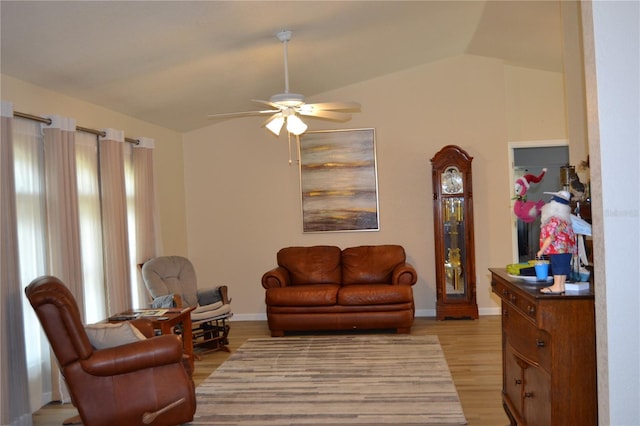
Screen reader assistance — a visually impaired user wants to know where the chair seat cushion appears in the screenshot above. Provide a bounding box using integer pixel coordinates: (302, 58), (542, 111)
(338, 284), (413, 306)
(266, 284), (340, 307)
(191, 303), (231, 322)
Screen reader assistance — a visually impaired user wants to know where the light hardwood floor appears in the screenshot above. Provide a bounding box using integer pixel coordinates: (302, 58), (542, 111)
(33, 316), (509, 426)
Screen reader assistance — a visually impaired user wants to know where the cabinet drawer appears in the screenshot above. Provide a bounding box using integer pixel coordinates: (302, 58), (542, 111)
(493, 279), (538, 321)
(510, 291), (538, 322)
(503, 304), (551, 372)
(492, 279), (511, 303)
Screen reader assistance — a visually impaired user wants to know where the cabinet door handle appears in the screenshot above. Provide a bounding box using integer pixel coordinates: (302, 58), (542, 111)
(536, 339), (546, 347)
(514, 379), (522, 385)
(503, 308), (509, 317)
(528, 305), (536, 315)
(510, 294), (516, 303)
(524, 392), (534, 398)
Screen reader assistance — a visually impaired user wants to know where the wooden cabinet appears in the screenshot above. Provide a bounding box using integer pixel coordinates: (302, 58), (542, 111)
(490, 268), (597, 426)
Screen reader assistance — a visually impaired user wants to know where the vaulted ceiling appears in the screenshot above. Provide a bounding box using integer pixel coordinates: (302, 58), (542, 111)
(1, 1), (563, 133)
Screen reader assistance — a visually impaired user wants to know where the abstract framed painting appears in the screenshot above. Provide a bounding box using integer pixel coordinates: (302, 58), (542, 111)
(299, 128), (379, 232)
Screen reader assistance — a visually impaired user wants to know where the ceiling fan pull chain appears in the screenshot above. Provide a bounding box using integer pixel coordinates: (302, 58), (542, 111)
(288, 131), (292, 165)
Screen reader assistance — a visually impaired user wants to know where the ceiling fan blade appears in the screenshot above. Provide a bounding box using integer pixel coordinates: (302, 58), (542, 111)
(303, 101), (361, 111)
(297, 109), (352, 122)
(251, 99), (282, 109)
(207, 109), (279, 120)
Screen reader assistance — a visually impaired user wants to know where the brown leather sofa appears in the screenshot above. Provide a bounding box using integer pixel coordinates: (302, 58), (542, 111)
(25, 276), (196, 426)
(261, 245), (417, 337)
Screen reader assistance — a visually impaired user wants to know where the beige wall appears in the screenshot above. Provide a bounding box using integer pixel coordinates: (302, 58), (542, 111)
(183, 54), (568, 317)
(1, 74), (189, 257)
(3, 52), (568, 318)
(504, 65), (568, 141)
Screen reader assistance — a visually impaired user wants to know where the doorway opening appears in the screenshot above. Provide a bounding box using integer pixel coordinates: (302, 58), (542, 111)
(509, 141), (569, 263)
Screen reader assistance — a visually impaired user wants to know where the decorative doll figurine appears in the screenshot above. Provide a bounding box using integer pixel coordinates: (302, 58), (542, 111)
(536, 190), (576, 294)
(513, 169), (546, 223)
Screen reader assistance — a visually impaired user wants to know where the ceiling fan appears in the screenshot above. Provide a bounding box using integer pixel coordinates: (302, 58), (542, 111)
(207, 30), (360, 137)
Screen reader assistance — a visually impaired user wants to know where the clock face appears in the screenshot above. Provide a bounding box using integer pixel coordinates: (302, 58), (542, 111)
(442, 167), (463, 194)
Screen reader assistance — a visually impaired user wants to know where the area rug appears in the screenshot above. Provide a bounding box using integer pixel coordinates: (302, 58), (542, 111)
(190, 335), (466, 425)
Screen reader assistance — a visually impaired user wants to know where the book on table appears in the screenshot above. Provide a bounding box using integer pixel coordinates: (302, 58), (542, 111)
(109, 309), (169, 321)
(134, 309), (168, 317)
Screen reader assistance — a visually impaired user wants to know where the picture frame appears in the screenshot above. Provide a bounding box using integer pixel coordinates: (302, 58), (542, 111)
(299, 128), (380, 232)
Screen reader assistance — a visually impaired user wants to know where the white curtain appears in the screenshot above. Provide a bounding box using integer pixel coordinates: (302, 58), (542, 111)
(76, 133), (107, 323)
(4, 106), (159, 416)
(99, 129), (132, 315)
(41, 116), (84, 403)
(129, 137), (158, 309)
(42, 117), (85, 304)
(13, 116), (51, 413)
(1, 101), (33, 425)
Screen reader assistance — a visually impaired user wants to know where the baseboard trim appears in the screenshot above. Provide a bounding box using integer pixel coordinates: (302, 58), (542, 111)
(231, 307), (501, 322)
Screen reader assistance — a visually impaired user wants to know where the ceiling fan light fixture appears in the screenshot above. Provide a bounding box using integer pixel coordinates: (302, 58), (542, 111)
(270, 93), (305, 107)
(286, 114), (307, 135)
(265, 115), (285, 135)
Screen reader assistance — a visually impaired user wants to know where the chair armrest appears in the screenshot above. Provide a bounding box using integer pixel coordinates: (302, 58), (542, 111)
(129, 318), (155, 338)
(261, 267), (290, 289)
(391, 262), (418, 285)
(151, 293), (179, 308)
(197, 287), (222, 306)
(81, 334), (183, 376)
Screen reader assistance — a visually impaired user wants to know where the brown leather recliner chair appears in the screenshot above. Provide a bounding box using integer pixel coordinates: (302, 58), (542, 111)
(25, 276), (196, 426)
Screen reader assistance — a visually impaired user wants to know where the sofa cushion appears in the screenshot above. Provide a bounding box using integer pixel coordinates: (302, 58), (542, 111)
(342, 245), (406, 285)
(338, 284), (413, 306)
(277, 246), (342, 286)
(266, 284), (340, 306)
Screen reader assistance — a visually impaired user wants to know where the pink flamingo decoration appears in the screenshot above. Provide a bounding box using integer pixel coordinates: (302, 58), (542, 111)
(513, 169), (546, 223)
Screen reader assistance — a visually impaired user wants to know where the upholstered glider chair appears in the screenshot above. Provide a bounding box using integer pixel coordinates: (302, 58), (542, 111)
(25, 276), (196, 426)
(141, 256), (232, 353)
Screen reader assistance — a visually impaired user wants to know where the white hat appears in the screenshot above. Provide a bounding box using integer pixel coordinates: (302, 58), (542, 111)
(544, 190), (571, 204)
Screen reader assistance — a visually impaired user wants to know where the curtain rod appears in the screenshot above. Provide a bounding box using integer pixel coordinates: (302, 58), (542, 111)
(13, 111), (140, 145)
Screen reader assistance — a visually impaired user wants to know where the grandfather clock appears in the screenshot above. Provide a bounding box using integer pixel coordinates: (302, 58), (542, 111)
(431, 145), (478, 320)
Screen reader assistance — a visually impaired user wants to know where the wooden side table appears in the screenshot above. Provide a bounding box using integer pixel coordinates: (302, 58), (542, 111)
(110, 307), (195, 373)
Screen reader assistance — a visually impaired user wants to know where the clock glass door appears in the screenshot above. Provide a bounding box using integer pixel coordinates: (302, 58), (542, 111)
(442, 197), (467, 297)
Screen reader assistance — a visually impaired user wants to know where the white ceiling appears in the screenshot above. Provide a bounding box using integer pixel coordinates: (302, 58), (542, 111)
(1, 1), (563, 133)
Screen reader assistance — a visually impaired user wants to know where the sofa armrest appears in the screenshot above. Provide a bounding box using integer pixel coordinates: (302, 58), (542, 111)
(80, 334), (184, 376)
(392, 263), (418, 285)
(262, 267), (291, 289)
